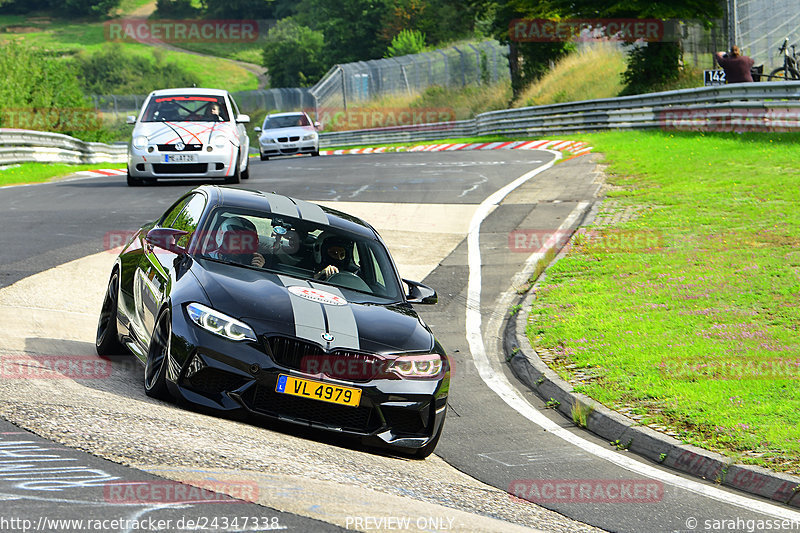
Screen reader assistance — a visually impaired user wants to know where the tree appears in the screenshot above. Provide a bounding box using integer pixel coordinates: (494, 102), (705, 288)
(386, 29), (426, 57)
(294, 0), (390, 64)
(475, 0), (573, 99)
(532, 0), (723, 94)
(202, 0), (274, 19)
(262, 19), (327, 87)
(479, 0), (723, 96)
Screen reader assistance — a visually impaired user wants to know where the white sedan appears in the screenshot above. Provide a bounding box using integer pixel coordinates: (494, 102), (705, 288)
(254, 112), (319, 160)
(126, 88), (251, 186)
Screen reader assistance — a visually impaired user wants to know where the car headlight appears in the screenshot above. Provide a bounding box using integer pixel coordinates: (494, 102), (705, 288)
(302, 133), (317, 141)
(186, 303), (256, 342)
(387, 354), (444, 379)
(133, 135), (148, 149)
(212, 134), (230, 149)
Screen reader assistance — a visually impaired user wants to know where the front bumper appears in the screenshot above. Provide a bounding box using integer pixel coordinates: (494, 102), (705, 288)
(128, 144), (238, 178)
(259, 138), (318, 157)
(167, 310), (448, 451)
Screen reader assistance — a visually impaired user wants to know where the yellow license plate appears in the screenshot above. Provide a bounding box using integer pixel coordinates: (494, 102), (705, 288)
(275, 375), (361, 407)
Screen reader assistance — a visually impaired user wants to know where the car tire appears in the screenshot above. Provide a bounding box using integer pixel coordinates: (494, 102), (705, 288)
(260, 153), (269, 161)
(144, 308), (172, 400)
(413, 408), (446, 459)
(241, 161), (250, 180)
(126, 168), (143, 187)
(225, 150), (242, 184)
(96, 270), (126, 358)
(311, 150), (320, 157)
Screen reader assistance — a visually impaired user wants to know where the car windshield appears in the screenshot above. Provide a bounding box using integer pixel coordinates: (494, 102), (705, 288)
(263, 114), (310, 129)
(194, 208), (403, 301)
(141, 95), (230, 122)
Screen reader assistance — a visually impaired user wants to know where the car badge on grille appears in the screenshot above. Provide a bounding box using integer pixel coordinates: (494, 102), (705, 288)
(175, 142), (185, 151)
(288, 286), (347, 306)
(321, 333), (334, 342)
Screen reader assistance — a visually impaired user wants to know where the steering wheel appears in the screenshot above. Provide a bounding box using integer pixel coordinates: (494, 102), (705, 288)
(326, 271), (371, 292)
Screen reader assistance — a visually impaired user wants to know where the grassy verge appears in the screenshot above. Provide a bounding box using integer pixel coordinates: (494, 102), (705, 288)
(0, 18), (257, 91)
(526, 130), (800, 474)
(0, 163), (121, 186)
(513, 42), (626, 107)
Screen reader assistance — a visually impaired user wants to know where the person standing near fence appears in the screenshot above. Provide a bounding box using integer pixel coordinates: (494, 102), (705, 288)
(714, 46), (755, 83)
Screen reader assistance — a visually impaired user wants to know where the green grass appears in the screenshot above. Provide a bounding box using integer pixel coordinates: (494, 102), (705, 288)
(526, 130), (800, 473)
(0, 163), (122, 186)
(0, 18), (257, 92)
(514, 42), (626, 107)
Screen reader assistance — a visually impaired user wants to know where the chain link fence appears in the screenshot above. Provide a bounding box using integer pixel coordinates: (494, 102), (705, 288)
(732, 0), (800, 72)
(309, 40), (509, 112)
(89, 40), (509, 120)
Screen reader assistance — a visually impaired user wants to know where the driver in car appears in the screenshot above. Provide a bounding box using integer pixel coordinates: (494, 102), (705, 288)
(209, 216), (265, 268)
(314, 237), (358, 280)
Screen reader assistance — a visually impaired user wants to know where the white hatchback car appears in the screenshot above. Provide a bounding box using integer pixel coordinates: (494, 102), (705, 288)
(126, 88), (250, 186)
(254, 112), (319, 160)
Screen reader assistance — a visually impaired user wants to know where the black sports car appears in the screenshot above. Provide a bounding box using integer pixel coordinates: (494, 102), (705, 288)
(96, 185), (448, 457)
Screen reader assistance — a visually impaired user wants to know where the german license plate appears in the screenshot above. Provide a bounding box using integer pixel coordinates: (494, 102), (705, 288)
(275, 375), (361, 407)
(165, 154), (197, 162)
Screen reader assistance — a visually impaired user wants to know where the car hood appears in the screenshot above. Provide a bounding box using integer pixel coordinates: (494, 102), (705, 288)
(191, 258), (433, 354)
(134, 121), (239, 147)
(259, 126), (316, 139)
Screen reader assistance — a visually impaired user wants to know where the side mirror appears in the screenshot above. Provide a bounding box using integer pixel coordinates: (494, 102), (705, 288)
(126, 115), (137, 125)
(253, 126), (262, 133)
(403, 279), (437, 305)
(145, 228), (188, 255)
(236, 114), (250, 124)
(314, 121), (321, 129)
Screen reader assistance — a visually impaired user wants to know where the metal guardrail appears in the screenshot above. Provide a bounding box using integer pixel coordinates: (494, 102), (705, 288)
(0, 129), (127, 166)
(319, 82), (800, 148)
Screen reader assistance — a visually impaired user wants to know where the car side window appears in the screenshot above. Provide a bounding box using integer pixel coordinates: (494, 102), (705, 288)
(169, 194), (207, 248)
(160, 196), (192, 228)
(228, 96), (240, 120)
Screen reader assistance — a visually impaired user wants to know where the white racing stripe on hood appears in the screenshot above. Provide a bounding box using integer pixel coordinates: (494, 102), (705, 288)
(277, 277), (326, 345)
(308, 283), (360, 351)
(277, 276), (361, 351)
(264, 193), (300, 219)
(292, 198), (329, 225)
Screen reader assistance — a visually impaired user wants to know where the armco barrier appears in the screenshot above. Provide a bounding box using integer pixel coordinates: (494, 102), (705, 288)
(0, 129), (126, 166)
(320, 81), (800, 148)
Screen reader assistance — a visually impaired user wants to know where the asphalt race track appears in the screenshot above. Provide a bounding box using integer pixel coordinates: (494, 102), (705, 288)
(0, 151), (798, 532)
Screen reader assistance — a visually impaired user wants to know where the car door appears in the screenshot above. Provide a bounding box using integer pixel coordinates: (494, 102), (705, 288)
(228, 94), (249, 166)
(134, 193), (207, 350)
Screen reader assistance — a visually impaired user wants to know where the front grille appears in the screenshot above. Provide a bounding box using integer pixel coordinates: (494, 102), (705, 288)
(157, 144), (202, 152)
(279, 148), (299, 154)
(266, 337), (384, 381)
(152, 163), (208, 174)
(276, 136), (300, 142)
(185, 367), (248, 395)
(247, 384), (377, 433)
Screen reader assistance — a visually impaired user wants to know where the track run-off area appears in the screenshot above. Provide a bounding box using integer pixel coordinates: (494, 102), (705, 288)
(0, 149), (798, 532)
